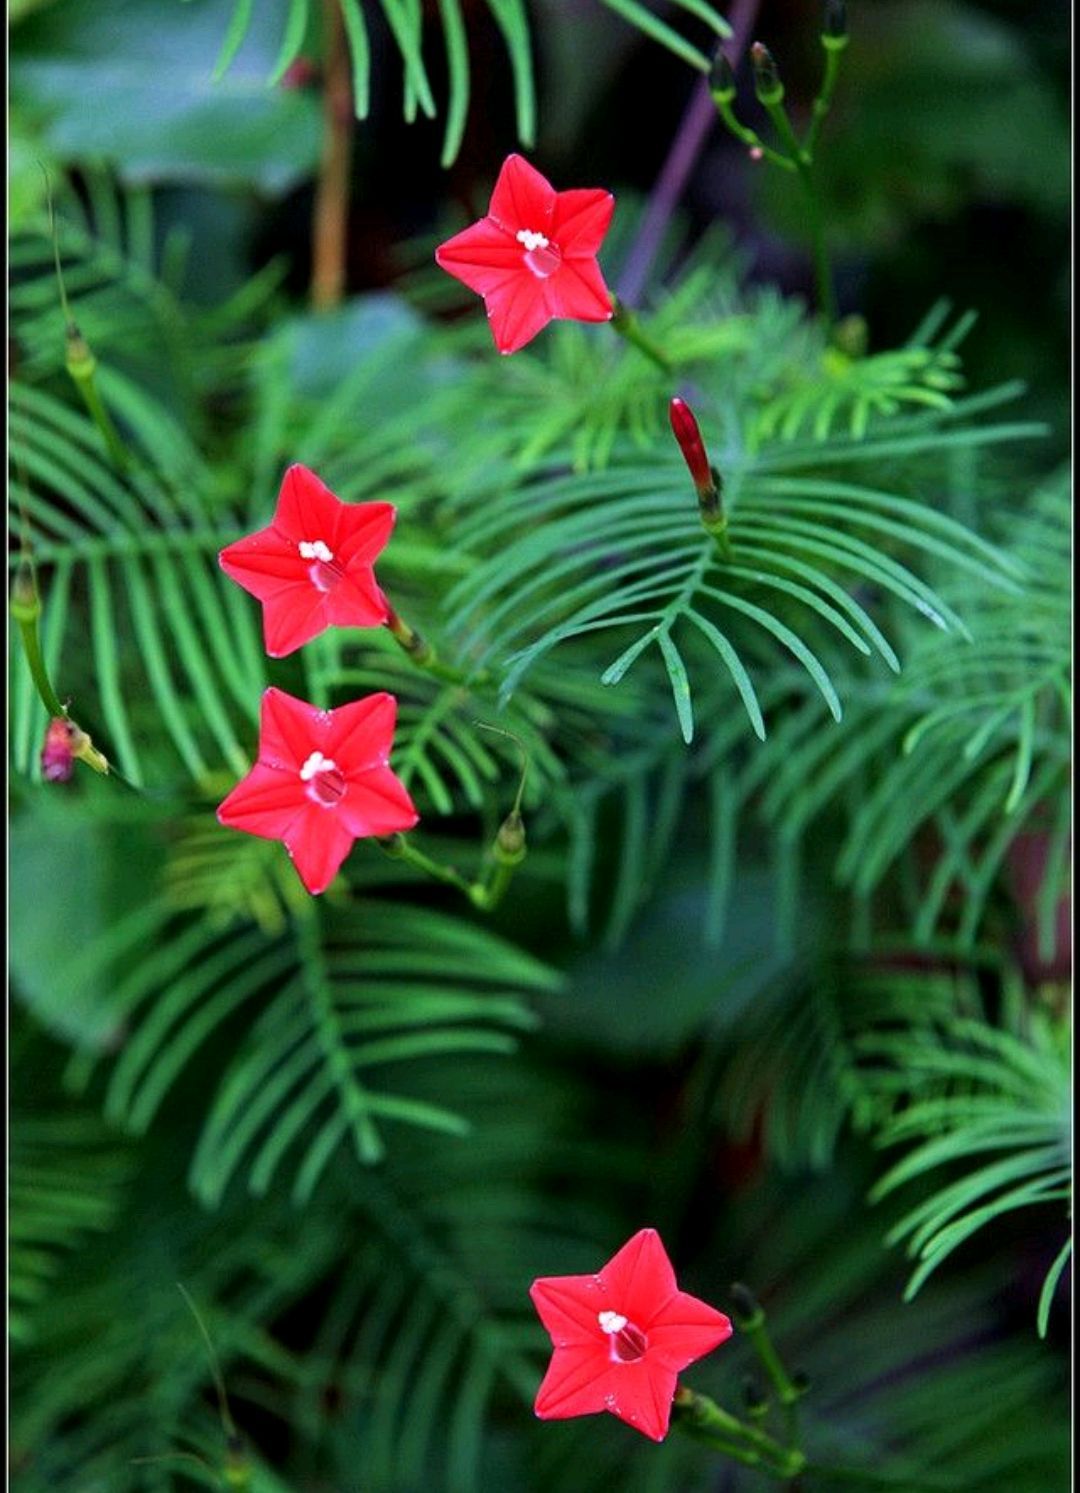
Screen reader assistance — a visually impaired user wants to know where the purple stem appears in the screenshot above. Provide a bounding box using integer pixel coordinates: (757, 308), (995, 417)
(617, 0), (764, 307)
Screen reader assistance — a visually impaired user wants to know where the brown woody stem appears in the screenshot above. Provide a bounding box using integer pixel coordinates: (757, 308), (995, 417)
(311, 0), (353, 310)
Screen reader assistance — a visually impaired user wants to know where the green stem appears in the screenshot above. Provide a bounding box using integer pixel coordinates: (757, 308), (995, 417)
(384, 607), (489, 688)
(378, 833), (476, 898)
(609, 295), (673, 374)
(11, 565), (112, 775)
(66, 334), (130, 472)
(758, 94), (835, 328)
(11, 570), (66, 719)
(738, 1302), (802, 1415)
(673, 1388), (806, 1479)
(711, 95), (797, 171)
(804, 35), (848, 159)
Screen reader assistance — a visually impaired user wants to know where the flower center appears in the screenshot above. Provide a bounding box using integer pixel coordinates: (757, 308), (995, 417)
(300, 751), (346, 807)
(598, 1310), (648, 1363)
(517, 228), (561, 280)
(299, 539), (343, 593)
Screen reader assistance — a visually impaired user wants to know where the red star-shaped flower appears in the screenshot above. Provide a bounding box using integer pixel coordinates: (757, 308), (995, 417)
(217, 687), (418, 895)
(219, 464), (395, 658)
(530, 1228), (733, 1442)
(435, 154), (615, 355)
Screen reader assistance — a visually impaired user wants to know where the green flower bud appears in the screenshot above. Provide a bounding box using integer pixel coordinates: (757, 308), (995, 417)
(824, 0), (848, 39)
(709, 49), (736, 103)
(729, 1281), (764, 1326)
(750, 42), (783, 105)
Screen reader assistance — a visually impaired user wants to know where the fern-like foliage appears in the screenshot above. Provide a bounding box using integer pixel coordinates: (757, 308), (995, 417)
(8, 1110), (133, 1347)
(749, 300), (973, 444)
(709, 954), (1071, 1332)
(56, 886), (554, 1199)
(865, 995), (1071, 1319)
(743, 464), (1071, 949)
(442, 379), (1031, 744)
(210, 0), (731, 164)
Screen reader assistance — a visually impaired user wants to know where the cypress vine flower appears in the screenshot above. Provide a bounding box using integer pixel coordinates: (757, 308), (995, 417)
(219, 464), (395, 658)
(434, 154), (615, 355)
(217, 687), (418, 895)
(530, 1228), (733, 1442)
(41, 718), (76, 781)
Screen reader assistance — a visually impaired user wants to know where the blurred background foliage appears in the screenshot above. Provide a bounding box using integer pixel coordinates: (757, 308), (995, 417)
(7, 1), (1071, 1490)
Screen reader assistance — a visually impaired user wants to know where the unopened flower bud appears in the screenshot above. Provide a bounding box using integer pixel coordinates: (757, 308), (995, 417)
(709, 49), (737, 103)
(729, 1281), (763, 1326)
(41, 717), (76, 782)
(64, 326), (97, 382)
(742, 1375), (769, 1416)
(669, 398), (729, 550)
(494, 810), (526, 866)
(749, 145), (764, 162)
(669, 398), (713, 497)
(750, 42), (783, 104)
(823, 0), (848, 41)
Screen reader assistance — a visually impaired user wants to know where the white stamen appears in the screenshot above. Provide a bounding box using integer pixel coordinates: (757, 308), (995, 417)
(300, 751), (337, 781)
(299, 539), (334, 563)
(516, 229), (550, 252)
(598, 1311), (628, 1335)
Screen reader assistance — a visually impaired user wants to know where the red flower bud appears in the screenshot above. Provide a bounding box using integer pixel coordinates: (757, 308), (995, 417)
(41, 717), (76, 782)
(669, 397), (714, 498)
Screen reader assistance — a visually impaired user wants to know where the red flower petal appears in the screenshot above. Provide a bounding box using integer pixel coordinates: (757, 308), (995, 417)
(645, 1290), (734, 1372)
(261, 584), (331, 658)
(337, 502), (397, 567)
(485, 275), (554, 356)
(435, 218), (522, 298)
(534, 1345), (616, 1422)
(551, 257), (614, 324)
(325, 692), (398, 766)
(489, 154), (557, 236)
(217, 762), (305, 840)
(219, 525), (306, 600)
(340, 767), (419, 839)
(599, 1229), (678, 1324)
(273, 464), (345, 545)
(283, 805), (357, 895)
(552, 188), (615, 258)
(258, 687), (327, 773)
(606, 1358), (679, 1442)
(325, 569), (390, 631)
(530, 1274), (608, 1344)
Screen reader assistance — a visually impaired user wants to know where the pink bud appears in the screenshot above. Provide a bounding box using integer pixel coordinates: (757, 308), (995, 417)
(41, 718), (76, 782)
(749, 146), (764, 162)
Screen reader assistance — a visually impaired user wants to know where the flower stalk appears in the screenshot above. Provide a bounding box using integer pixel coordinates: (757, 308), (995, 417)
(610, 295), (673, 374)
(10, 565), (110, 776)
(380, 726), (528, 912)
(44, 170), (129, 470)
(710, 5), (849, 332)
(672, 1386), (807, 1479)
(384, 605), (489, 688)
(749, 42), (837, 329)
(730, 1282), (808, 1446)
